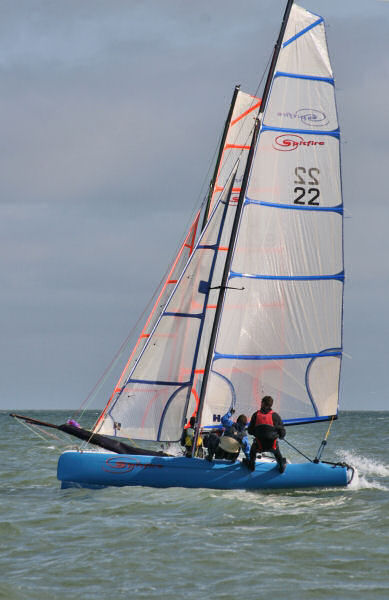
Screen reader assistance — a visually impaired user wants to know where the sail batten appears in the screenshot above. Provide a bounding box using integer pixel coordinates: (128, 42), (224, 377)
(214, 351), (341, 360)
(229, 272), (344, 281)
(250, 200), (343, 213)
(282, 17), (323, 48)
(274, 71), (333, 83)
(261, 126), (339, 136)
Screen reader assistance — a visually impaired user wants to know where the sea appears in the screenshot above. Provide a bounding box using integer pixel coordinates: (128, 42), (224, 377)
(1, 410), (388, 600)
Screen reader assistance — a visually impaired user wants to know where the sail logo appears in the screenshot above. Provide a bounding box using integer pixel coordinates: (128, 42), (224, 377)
(277, 108), (329, 127)
(273, 134), (325, 152)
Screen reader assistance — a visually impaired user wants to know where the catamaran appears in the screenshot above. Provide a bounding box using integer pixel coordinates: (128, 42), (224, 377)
(13, 0), (355, 490)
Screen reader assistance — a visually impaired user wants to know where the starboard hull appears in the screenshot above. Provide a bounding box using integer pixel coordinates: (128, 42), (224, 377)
(57, 451), (351, 490)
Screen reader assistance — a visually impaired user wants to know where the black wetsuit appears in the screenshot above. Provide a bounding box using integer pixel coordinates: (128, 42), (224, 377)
(248, 408), (286, 472)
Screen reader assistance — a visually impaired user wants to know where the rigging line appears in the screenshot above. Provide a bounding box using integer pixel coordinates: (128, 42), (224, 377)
(76, 210), (200, 422)
(14, 416), (62, 444)
(182, 23), (272, 225)
(211, 34), (277, 188)
(253, 48), (273, 101)
(190, 126), (226, 220)
(202, 85), (241, 228)
(324, 415), (335, 441)
(74, 266), (174, 421)
(225, 48), (271, 155)
(313, 415), (336, 462)
(281, 438), (313, 462)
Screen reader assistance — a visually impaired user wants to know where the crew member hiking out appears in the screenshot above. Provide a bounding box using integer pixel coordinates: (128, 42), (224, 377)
(248, 396), (286, 473)
(207, 409), (250, 463)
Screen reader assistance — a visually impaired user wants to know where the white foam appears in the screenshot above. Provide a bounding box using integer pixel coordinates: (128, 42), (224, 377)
(339, 449), (389, 477)
(348, 468), (388, 491)
(337, 449), (389, 491)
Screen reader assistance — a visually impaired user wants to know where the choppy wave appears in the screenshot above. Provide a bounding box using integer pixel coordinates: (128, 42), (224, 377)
(337, 448), (389, 490)
(2, 410), (389, 600)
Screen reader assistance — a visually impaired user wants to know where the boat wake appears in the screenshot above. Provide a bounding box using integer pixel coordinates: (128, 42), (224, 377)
(338, 449), (389, 490)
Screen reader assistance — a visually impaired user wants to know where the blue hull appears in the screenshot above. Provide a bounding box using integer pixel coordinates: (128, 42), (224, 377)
(57, 451), (350, 490)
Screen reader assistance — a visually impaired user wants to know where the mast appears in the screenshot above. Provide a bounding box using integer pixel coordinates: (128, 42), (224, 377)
(258, 0), (294, 123)
(192, 121), (259, 455)
(192, 0), (295, 451)
(201, 84), (241, 231)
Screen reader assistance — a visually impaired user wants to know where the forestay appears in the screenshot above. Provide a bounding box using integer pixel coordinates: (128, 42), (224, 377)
(201, 4), (343, 427)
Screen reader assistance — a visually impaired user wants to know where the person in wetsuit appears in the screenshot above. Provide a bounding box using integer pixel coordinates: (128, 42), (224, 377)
(207, 409), (250, 462)
(248, 396), (286, 473)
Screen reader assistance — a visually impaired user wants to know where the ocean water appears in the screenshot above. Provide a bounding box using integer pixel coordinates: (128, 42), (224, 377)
(1, 410), (388, 600)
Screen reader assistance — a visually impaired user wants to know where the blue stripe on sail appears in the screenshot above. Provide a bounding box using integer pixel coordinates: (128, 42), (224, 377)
(211, 370), (237, 407)
(305, 348), (340, 416)
(197, 244), (218, 250)
(283, 415), (336, 426)
(261, 125), (340, 138)
(163, 312), (202, 319)
(213, 351), (342, 361)
(157, 383), (191, 441)
(274, 71), (334, 85)
(229, 271), (345, 282)
(282, 17), (324, 47)
(127, 378), (191, 386)
(245, 198), (343, 214)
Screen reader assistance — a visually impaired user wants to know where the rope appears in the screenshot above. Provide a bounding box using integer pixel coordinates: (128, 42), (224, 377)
(281, 438), (312, 462)
(14, 417), (62, 444)
(324, 415), (335, 441)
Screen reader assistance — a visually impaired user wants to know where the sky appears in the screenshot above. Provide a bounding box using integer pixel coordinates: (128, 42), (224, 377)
(1, 0), (389, 413)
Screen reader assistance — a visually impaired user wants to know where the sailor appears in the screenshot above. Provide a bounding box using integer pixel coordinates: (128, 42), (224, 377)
(180, 416), (203, 457)
(248, 395), (286, 473)
(207, 409), (250, 463)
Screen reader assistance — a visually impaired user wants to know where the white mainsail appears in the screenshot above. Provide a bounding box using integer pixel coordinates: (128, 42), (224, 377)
(202, 3), (343, 426)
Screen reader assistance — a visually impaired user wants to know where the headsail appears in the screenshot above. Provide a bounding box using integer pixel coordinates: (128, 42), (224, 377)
(96, 166), (240, 441)
(95, 89), (259, 438)
(94, 211), (199, 432)
(201, 3), (343, 427)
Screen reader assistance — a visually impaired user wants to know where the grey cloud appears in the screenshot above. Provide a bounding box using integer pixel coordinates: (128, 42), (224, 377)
(1, 0), (388, 411)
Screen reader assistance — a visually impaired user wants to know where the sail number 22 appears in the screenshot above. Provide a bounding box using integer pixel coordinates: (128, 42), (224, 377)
(294, 167), (320, 205)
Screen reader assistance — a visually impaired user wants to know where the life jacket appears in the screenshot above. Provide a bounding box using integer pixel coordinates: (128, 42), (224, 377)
(184, 427), (194, 448)
(255, 410), (274, 427)
(254, 410), (277, 451)
(184, 427), (202, 448)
